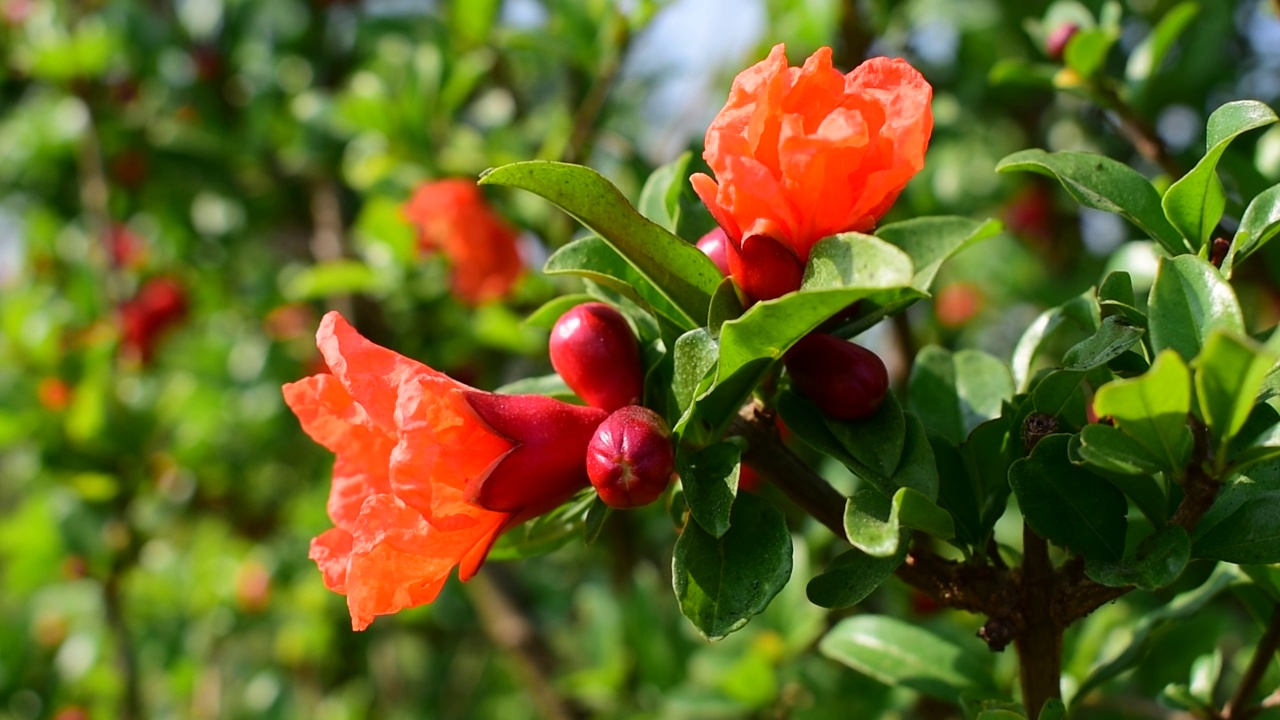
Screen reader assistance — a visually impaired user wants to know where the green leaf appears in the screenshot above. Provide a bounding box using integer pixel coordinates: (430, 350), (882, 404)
(1098, 271), (1147, 327)
(637, 152), (691, 233)
(1084, 525), (1190, 590)
(819, 615), (993, 700)
(488, 490), (596, 560)
(282, 259), (385, 300)
(544, 236), (688, 326)
(935, 414), (1017, 548)
(1037, 699), (1066, 720)
(844, 487), (955, 558)
(1163, 101), (1279, 248)
(707, 277), (744, 337)
(909, 346), (1015, 446)
(1125, 3), (1199, 83)
(1062, 315), (1145, 370)
(1226, 184), (1280, 276)
(1068, 426), (1169, 524)
(677, 443), (740, 538)
(672, 492), (793, 641)
(523, 294), (594, 330)
(821, 391), (908, 487)
(989, 58), (1059, 88)
(996, 149), (1184, 254)
(481, 161), (721, 328)
(1011, 290), (1102, 390)
(1148, 255), (1244, 362)
(1093, 349), (1193, 475)
(1193, 487), (1280, 564)
(493, 373), (578, 402)
(1194, 331), (1277, 454)
(875, 216), (1003, 292)
(1010, 434), (1128, 560)
(806, 547), (906, 610)
(671, 329), (718, 418)
(1064, 27), (1116, 78)
(1073, 565), (1241, 702)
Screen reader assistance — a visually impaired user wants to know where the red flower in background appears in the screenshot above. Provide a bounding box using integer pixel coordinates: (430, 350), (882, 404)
(691, 45), (933, 302)
(403, 180), (524, 306)
(119, 276), (188, 364)
(283, 312), (606, 630)
(107, 224), (147, 269)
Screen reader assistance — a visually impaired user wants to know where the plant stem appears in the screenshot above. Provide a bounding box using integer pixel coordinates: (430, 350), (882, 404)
(103, 563), (143, 720)
(1016, 524), (1062, 717)
(1091, 81), (1181, 178)
(1222, 604), (1280, 720)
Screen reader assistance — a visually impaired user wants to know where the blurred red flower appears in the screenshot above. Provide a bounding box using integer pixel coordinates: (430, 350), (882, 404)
(119, 276), (188, 364)
(283, 312), (606, 630)
(107, 223), (147, 269)
(691, 45), (933, 302)
(403, 180), (523, 306)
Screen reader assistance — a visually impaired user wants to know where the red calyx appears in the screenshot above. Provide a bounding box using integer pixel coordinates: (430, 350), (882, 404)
(463, 391), (609, 518)
(696, 227), (731, 277)
(784, 333), (889, 421)
(1046, 23), (1079, 61)
(727, 233), (804, 303)
(586, 406), (674, 509)
(549, 302), (644, 412)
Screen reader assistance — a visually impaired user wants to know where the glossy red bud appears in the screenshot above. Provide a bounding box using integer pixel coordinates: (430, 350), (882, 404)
(549, 302), (644, 412)
(696, 227), (731, 276)
(586, 406), (675, 509)
(1046, 23), (1079, 61)
(727, 233), (804, 303)
(784, 333), (889, 421)
(463, 391), (609, 518)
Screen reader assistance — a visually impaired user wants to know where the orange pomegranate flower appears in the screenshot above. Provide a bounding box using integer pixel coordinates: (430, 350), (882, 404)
(283, 312), (606, 630)
(691, 44), (933, 302)
(403, 179), (524, 306)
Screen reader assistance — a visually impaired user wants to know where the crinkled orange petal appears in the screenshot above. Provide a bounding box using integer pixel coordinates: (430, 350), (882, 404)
(310, 527), (354, 593)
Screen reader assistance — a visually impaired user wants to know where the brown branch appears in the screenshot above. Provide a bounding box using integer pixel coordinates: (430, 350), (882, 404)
(466, 572), (587, 720)
(562, 15), (631, 165)
(1017, 525), (1063, 716)
(1092, 82), (1181, 179)
(1222, 604), (1280, 720)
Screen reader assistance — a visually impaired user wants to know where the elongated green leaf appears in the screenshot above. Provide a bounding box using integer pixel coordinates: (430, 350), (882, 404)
(481, 161), (721, 328)
(1085, 525), (1190, 590)
(544, 236), (687, 324)
(1068, 427), (1169, 524)
(1062, 315), (1145, 369)
(1148, 254), (1244, 362)
(677, 442), (740, 538)
(819, 615), (993, 700)
(1226, 183), (1280, 275)
(1010, 434), (1128, 560)
(1093, 349), (1193, 475)
(671, 328), (717, 416)
(1125, 2), (1199, 83)
(996, 149), (1184, 254)
(1011, 289), (1101, 391)
(637, 152), (690, 232)
(806, 547), (905, 610)
(1163, 101), (1279, 248)
(1194, 480), (1280, 564)
(523, 293), (595, 329)
(909, 346), (1015, 447)
(1064, 27), (1115, 78)
(282, 259), (385, 300)
(875, 216), (1003, 292)
(1194, 331), (1277, 453)
(673, 492), (793, 641)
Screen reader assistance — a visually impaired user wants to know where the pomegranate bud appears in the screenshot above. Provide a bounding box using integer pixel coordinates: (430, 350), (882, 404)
(549, 302), (644, 412)
(696, 227), (732, 277)
(727, 233), (804, 303)
(784, 333), (889, 421)
(586, 406), (675, 509)
(1046, 23), (1079, 61)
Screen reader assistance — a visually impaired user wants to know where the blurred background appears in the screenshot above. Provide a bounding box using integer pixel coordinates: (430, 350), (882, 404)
(2, 0), (1280, 718)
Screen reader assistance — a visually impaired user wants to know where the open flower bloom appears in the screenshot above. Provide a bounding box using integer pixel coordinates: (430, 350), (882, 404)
(283, 312), (606, 630)
(403, 179), (524, 306)
(691, 45), (933, 302)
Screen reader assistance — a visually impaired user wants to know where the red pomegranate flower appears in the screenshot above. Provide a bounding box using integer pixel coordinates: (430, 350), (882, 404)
(119, 276), (188, 364)
(403, 179), (524, 306)
(283, 312), (606, 630)
(691, 45), (933, 302)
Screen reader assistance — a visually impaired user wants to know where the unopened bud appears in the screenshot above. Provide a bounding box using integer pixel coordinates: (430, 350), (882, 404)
(784, 333), (889, 421)
(586, 406), (675, 509)
(549, 302), (644, 412)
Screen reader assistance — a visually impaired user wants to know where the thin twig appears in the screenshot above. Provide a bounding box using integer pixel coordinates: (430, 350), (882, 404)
(562, 14), (631, 165)
(1223, 604), (1280, 720)
(1017, 524), (1063, 716)
(103, 563), (143, 720)
(1092, 82), (1181, 179)
(466, 572), (587, 720)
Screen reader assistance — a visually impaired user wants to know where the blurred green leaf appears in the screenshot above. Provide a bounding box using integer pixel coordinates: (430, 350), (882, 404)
(1010, 434), (1128, 560)
(282, 260), (385, 301)
(1125, 3), (1199, 83)
(637, 152), (690, 233)
(1064, 28), (1115, 78)
(875, 216), (1003, 293)
(996, 149), (1184, 254)
(672, 492), (792, 641)
(1226, 183), (1280, 276)
(481, 161), (721, 328)
(1163, 101), (1279, 248)
(1148, 255), (1244, 362)
(819, 615), (993, 700)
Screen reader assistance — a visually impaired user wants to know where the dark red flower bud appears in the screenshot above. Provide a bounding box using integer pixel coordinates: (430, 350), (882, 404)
(549, 302), (644, 412)
(586, 406), (675, 508)
(784, 333), (888, 420)
(463, 391), (609, 519)
(1046, 23), (1079, 61)
(727, 232), (805, 303)
(696, 227), (732, 277)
